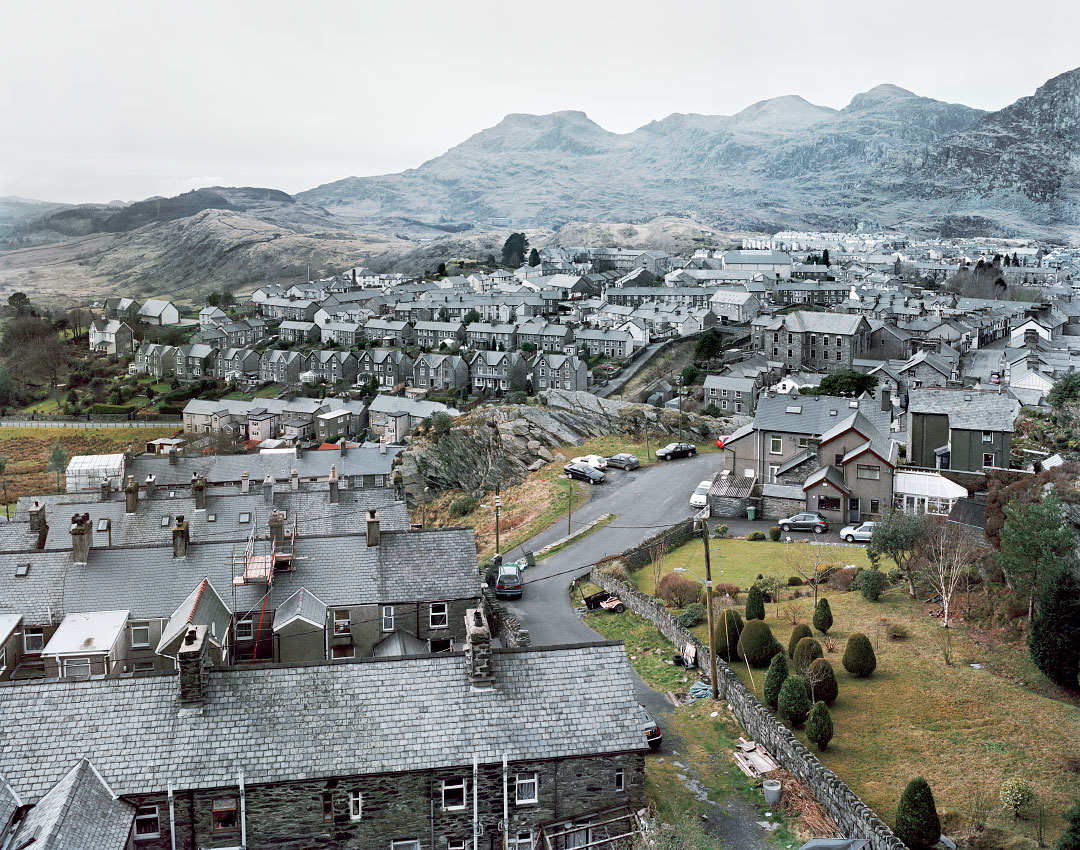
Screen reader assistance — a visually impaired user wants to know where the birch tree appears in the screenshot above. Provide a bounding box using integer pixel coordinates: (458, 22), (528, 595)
(919, 521), (976, 628)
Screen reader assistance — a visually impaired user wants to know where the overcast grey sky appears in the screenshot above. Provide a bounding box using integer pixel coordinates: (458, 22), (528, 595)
(2, 0), (1078, 204)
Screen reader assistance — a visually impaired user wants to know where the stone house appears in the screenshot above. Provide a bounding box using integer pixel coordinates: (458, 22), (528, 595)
(356, 349), (414, 389)
(573, 328), (637, 360)
(516, 319), (574, 353)
(89, 319), (135, 356)
(135, 343), (178, 379)
(531, 352), (588, 392)
(103, 296), (141, 323)
(466, 322), (518, 351)
(413, 320), (466, 349)
(306, 350), (359, 385)
(906, 388), (1020, 472)
(278, 320), (320, 344)
(320, 320), (365, 348)
(470, 350), (528, 395)
(260, 349), (304, 384)
(709, 289), (761, 324)
(412, 353), (470, 394)
(199, 306), (228, 328)
(367, 397), (461, 443)
(703, 374), (759, 416)
(364, 318), (415, 348)
(754, 311), (872, 372)
(215, 348), (261, 381)
(314, 403), (368, 443)
(258, 297), (319, 322)
(866, 320), (917, 361)
(174, 344), (217, 382)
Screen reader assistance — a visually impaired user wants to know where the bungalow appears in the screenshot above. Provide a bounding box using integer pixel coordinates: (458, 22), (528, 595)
(137, 299), (181, 326)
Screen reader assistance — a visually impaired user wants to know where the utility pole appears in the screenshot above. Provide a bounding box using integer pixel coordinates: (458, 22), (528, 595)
(677, 376), (685, 443)
(644, 419), (650, 461)
(566, 478), (572, 534)
(702, 521), (719, 700)
(495, 482), (501, 554)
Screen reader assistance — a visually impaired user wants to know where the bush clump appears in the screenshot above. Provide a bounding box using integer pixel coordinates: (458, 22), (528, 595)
(895, 777), (941, 850)
(813, 598), (834, 634)
(1000, 777), (1035, 818)
(450, 495), (478, 517)
(861, 569), (887, 602)
(675, 602), (706, 628)
(714, 608), (744, 661)
(714, 582), (740, 600)
(658, 573), (702, 608)
(807, 658), (838, 705)
(769, 525), (781, 542)
(763, 652), (789, 710)
(778, 676), (811, 727)
(842, 632), (877, 677)
(793, 636), (824, 673)
(806, 701), (834, 751)
(788, 624), (813, 659)
(746, 531), (767, 541)
(595, 560), (632, 584)
(737, 619), (782, 668)
(788, 576), (804, 586)
(745, 585), (766, 620)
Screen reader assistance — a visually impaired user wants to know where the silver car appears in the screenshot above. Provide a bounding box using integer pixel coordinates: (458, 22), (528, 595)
(606, 452), (640, 470)
(840, 521), (876, 543)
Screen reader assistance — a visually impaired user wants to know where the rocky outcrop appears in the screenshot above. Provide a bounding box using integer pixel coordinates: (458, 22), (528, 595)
(398, 389), (749, 501)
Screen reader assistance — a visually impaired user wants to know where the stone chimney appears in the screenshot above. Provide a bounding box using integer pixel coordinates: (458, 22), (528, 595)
(172, 515), (190, 558)
(124, 475), (138, 514)
(169, 448), (178, 465)
(28, 501), (45, 533)
(366, 509), (380, 547)
(262, 475), (275, 506)
(100, 478), (112, 501)
(465, 608), (495, 690)
(268, 509), (285, 548)
(329, 465), (339, 504)
(145, 474), (156, 499)
(880, 388), (891, 412)
(70, 512), (92, 564)
(192, 475), (207, 511)
(290, 469), (299, 491)
(36, 518), (49, 550)
(240, 471), (250, 494)
(177, 625), (209, 707)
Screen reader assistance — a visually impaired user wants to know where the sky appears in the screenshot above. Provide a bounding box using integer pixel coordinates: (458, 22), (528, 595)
(2, 0), (1078, 204)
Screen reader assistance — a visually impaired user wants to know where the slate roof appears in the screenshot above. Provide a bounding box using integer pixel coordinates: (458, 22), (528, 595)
(907, 388), (1020, 432)
(947, 497), (988, 530)
(704, 375), (758, 393)
(274, 587), (328, 631)
(373, 630), (430, 657)
(803, 464), (849, 494)
(753, 394), (891, 440)
(157, 578), (231, 656)
(0, 643), (646, 804)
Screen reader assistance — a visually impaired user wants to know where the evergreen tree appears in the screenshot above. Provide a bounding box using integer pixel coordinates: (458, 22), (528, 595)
(805, 701), (833, 751)
(528, 248), (541, 267)
(501, 232), (529, 266)
(1048, 372), (1080, 408)
(842, 632), (877, 677)
(998, 489), (1073, 621)
(47, 444), (69, 492)
(714, 608), (743, 662)
(813, 598), (833, 634)
(745, 585), (766, 620)
(436, 262), (447, 277)
(788, 623), (813, 659)
(793, 636), (823, 674)
(778, 676), (811, 727)
(763, 652), (789, 710)
(1028, 556), (1080, 690)
(895, 777), (941, 850)
(821, 249), (830, 267)
(1057, 795), (1080, 850)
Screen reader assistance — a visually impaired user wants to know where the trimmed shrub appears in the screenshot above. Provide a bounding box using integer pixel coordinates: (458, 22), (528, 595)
(714, 608), (744, 661)
(788, 576), (804, 586)
(769, 525), (781, 542)
(745, 585), (766, 620)
(813, 598), (834, 634)
(1000, 777), (1035, 818)
(806, 701), (834, 751)
(763, 652), (789, 710)
(737, 620), (782, 668)
(746, 531), (767, 541)
(778, 676), (811, 727)
(449, 495), (478, 517)
(675, 602), (706, 628)
(793, 636), (824, 674)
(895, 777), (942, 850)
(842, 632), (877, 677)
(807, 658), (838, 705)
(861, 569), (887, 602)
(658, 573), (702, 608)
(788, 624), (813, 659)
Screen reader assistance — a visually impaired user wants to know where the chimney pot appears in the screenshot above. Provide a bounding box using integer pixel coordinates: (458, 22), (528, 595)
(100, 478), (112, 501)
(145, 474), (156, 499)
(70, 512), (92, 563)
(262, 475), (275, 506)
(268, 509), (285, 548)
(192, 474), (207, 511)
(172, 515), (190, 558)
(366, 509), (381, 547)
(240, 471), (250, 494)
(125, 475), (138, 514)
(29, 500), (45, 533)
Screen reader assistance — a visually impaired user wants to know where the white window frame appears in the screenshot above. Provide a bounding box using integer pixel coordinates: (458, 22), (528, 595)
(235, 617), (254, 642)
(391, 842), (420, 850)
(130, 621), (151, 649)
(429, 602), (448, 629)
(334, 609), (351, 635)
(134, 804), (160, 840)
(24, 627), (44, 653)
(856, 465), (880, 480)
(983, 452), (995, 468)
(442, 777), (467, 810)
(615, 769), (625, 792)
(515, 772), (538, 805)
(769, 435), (782, 454)
(508, 833), (533, 850)
(63, 657), (93, 679)
(349, 790), (362, 820)
(768, 464), (779, 484)
(381, 606), (395, 632)
(448, 841), (467, 850)
(982, 430), (993, 443)
(0, 644), (6, 676)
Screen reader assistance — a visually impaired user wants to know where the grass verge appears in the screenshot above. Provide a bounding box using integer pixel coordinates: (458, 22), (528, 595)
(535, 513), (616, 562)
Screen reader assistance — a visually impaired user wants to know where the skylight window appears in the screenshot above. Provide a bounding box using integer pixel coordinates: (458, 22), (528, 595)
(160, 515), (170, 527)
(96, 518), (109, 532)
(15, 563), (30, 577)
(785, 406), (802, 414)
(239, 512), (251, 524)
(207, 513), (217, 523)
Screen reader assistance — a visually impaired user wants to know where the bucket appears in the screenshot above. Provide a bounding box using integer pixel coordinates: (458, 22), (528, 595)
(762, 779), (782, 805)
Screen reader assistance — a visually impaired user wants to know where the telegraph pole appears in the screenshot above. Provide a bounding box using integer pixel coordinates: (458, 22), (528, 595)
(495, 483), (501, 554)
(702, 521), (719, 700)
(567, 478), (572, 535)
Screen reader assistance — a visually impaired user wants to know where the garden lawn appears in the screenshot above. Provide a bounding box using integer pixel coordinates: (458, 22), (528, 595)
(628, 538), (1079, 846)
(253, 384), (284, 398)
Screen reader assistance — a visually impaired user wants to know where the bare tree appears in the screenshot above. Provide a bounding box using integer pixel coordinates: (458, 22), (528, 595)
(919, 521), (977, 629)
(802, 658), (832, 703)
(649, 538), (667, 597)
(785, 540), (833, 609)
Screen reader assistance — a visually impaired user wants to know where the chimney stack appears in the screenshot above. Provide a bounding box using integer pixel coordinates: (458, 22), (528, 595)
(145, 474), (156, 499)
(192, 475), (207, 511)
(465, 608), (495, 690)
(329, 465), (339, 504)
(290, 469), (299, 491)
(169, 448), (178, 465)
(880, 388), (891, 412)
(366, 509), (380, 547)
(262, 475), (275, 506)
(268, 509), (285, 548)
(100, 478), (112, 501)
(240, 471), (250, 494)
(28, 501), (45, 533)
(172, 515), (190, 558)
(177, 625), (209, 707)
(125, 475), (138, 514)
(36, 518), (49, 550)
(70, 512), (92, 564)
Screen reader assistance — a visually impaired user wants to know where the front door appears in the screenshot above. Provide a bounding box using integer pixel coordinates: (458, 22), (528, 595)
(848, 497), (860, 524)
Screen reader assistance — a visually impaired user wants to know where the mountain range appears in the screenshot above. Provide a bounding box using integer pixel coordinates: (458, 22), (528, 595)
(2, 66), (1079, 304)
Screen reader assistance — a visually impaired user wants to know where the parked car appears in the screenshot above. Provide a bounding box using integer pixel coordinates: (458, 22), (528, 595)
(779, 511), (829, 534)
(639, 705), (662, 748)
(494, 562), (523, 598)
(606, 452), (640, 470)
(571, 454), (608, 470)
(564, 462), (605, 485)
(840, 521), (876, 543)
(655, 442), (697, 461)
(689, 479), (713, 508)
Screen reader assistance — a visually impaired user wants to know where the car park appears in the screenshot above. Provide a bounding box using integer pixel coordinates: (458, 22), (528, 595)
(655, 442), (697, 460)
(639, 705), (662, 748)
(779, 511), (829, 534)
(494, 562), (523, 598)
(606, 452), (640, 470)
(570, 454), (608, 470)
(564, 462), (605, 484)
(840, 521), (876, 543)
(689, 479), (713, 508)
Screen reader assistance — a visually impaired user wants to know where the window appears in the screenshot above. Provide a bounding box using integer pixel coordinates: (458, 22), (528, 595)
(382, 606), (395, 632)
(130, 621), (151, 648)
(332, 644), (355, 659)
(134, 805), (160, 840)
(429, 602), (448, 629)
(132, 660), (156, 673)
(772, 347), (778, 356)
(817, 494), (842, 511)
(23, 628), (44, 653)
(207, 513), (216, 523)
(982, 431), (993, 443)
(235, 617), (254, 641)
(787, 333), (793, 344)
(160, 515), (170, 528)
(334, 609), (351, 635)
(768, 464), (779, 484)
(63, 657), (92, 678)
(239, 512), (251, 524)
(770, 436), (782, 454)
(810, 350), (817, 359)
(448, 841), (467, 850)
(0, 645), (6, 675)
(442, 777), (467, 810)
(836, 351), (842, 361)
(212, 797), (239, 833)
(96, 518), (109, 532)
(798, 437), (809, 448)
(772, 332), (779, 343)
(983, 453), (995, 468)
(870, 499), (880, 513)
(788, 349), (793, 359)
(823, 335), (829, 346)
(516, 772), (538, 805)
(508, 834), (534, 850)
(322, 791), (334, 822)
(856, 465), (880, 480)
(834, 454), (844, 467)
(615, 769), (625, 792)
(810, 334), (817, 346)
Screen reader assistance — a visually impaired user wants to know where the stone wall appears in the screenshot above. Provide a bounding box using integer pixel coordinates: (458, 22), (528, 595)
(762, 495), (804, 521)
(589, 556), (908, 850)
(596, 517), (697, 572)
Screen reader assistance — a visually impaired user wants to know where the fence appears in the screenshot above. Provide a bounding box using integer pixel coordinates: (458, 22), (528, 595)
(0, 417), (183, 429)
